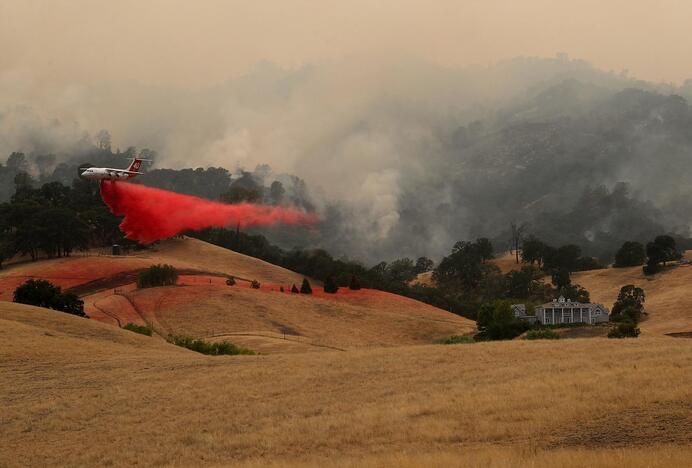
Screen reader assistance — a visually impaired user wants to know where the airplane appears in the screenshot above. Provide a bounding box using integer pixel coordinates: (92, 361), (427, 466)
(78, 156), (149, 181)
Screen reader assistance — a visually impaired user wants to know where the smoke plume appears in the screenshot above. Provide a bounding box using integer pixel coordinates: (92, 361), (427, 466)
(100, 181), (316, 244)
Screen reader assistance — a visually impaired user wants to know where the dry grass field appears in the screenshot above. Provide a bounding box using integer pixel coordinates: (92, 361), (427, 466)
(0, 237), (305, 301)
(0, 237), (475, 352)
(124, 284), (474, 352)
(1, 302), (691, 467)
(574, 251), (692, 336)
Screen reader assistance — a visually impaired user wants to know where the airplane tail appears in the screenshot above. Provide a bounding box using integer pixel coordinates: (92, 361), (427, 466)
(126, 155), (151, 173)
(127, 158), (143, 173)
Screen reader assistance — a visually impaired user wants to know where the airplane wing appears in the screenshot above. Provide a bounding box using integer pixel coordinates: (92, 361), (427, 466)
(104, 168), (144, 175)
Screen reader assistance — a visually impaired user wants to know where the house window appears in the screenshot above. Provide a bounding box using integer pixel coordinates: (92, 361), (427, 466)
(563, 308), (572, 324)
(554, 308), (562, 323)
(544, 310), (552, 324)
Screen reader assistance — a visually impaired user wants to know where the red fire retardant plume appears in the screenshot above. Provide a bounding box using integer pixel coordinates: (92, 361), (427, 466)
(100, 181), (317, 244)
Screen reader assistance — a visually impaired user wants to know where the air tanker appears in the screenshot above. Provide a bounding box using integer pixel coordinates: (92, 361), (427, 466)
(78, 157), (148, 181)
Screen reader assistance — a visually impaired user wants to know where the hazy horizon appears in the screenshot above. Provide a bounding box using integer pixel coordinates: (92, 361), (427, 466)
(3, 1), (692, 261)
(2, 0), (692, 89)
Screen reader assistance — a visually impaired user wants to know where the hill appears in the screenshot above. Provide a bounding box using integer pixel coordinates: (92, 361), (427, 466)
(1, 303), (690, 467)
(574, 252), (692, 336)
(0, 237), (474, 352)
(0, 237), (305, 301)
(416, 250), (692, 337)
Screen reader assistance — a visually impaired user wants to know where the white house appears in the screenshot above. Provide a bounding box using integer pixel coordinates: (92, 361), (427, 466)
(512, 296), (609, 325)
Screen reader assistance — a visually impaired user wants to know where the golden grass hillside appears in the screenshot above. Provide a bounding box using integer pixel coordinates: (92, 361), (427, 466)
(123, 284), (474, 352)
(0, 237), (305, 301)
(574, 251), (692, 335)
(0, 237), (474, 352)
(1, 303), (690, 467)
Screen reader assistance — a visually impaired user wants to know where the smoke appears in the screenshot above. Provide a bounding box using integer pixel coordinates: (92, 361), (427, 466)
(3, 56), (692, 260)
(100, 181), (316, 244)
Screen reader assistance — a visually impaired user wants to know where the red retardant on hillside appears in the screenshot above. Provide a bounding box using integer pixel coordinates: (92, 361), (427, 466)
(100, 181), (317, 244)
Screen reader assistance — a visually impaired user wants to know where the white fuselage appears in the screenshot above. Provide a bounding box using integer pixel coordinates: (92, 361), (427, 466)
(79, 167), (137, 181)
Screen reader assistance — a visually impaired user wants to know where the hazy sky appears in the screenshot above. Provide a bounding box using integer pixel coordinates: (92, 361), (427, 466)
(2, 0), (691, 88)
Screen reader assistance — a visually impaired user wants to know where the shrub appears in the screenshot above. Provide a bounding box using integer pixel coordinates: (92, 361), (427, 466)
(441, 335), (474, 345)
(225, 276), (236, 286)
(291, 284), (299, 293)
(137, 264), (178, 288)
(349, 274), (361, 290)
(250, 280), (261, 289)
(300, 278), (312, 294)
(13, 279), (86, 317)
(168, 335), (255, 355)
(122, 323), (152, 336)
(476, 300), (530, 341)
(323, 275), (339, 294)
(524, 329), (560, 340)
(608, 322), (640, 338)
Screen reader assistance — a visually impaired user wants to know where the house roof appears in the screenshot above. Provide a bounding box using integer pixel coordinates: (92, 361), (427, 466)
(537, 295), (607, 310)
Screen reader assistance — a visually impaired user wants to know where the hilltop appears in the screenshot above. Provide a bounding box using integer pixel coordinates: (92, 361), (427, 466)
(0, 237), (474, 352)
(574, 251), (692, 336)
(1, 301), (690, 467)
(412, 250), (692, 337)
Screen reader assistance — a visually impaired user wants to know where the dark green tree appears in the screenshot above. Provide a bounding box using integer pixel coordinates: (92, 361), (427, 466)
(653, 235), (681, 264)
(505, 266), (540, 299)
(323, 275), (339, 294)
(475, 237), (494, 262)
(349, 274), (361, 290)
(269, 180), (285, 204)
(545, 244), (581, 272)
(137, 264), (178, 288)
(614, 241), (646, 267)
(551, 268), (571, 289)
(386, 258), (416, 283)
(611, 285), (645, 323)
(521, 236), (550, 268)
(300, 278), (313, 294)
(558, 283), (590, 303)
(644, 241), (666, 274)
(13, 279), (86, 317)
(476, 300), (528, 340)
(414, 256), (434, 274)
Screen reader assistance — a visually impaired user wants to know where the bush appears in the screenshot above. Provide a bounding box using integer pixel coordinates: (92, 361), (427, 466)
(300, 278), (312, 294)
(323, 275), (339, 294)
(476, 300), (530, 341)
(137, 264), (178, 288)
(608, 322), (640, 338)
(349, 274), (361, 290)
(13, 279), (86, 317)
(441, 335), (474, 344)
(122, 323), (152, 336)
(168, 335), (255, 355)
(291, 284), (299, 293)
(524, 329), (560, 340)
(225, 276), (236, 286)
(250, 280), (261, 289)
